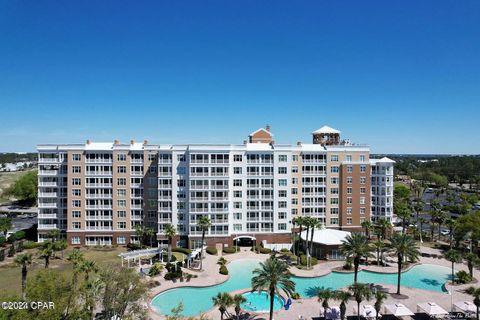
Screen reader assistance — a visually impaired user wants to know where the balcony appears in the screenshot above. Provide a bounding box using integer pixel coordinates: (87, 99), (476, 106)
(39, 158), (60, 163)
(85, 171), (113, 176)
(38, 223), (57, 229)
(211, 207), (228, 212)
(39, 181), (57, 187)
(85, 226), (113, 231)
(38, 213), (57, 219)
(85, 205), (113, 210)
(38, 202), (58, 208)
(38, 192), (58, 198)
(85, 215), (113, 220)
(211, 219), (228, 224)
(85, 159), (112, 164)
(190, 172), (209, 177)
(158, 207), (173, 212)
(210, 160), (229, 164)
(190, 160), (209, 164)
(86, 194), (113, 199)
(85, 183), (113, 188)
(158, 218), (172, 223)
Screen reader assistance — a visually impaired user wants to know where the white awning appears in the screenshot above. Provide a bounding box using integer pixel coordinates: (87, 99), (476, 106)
(355, 305), (379, 319)
(417, 302), (448, 316)
(300, 228), (350, 246)
(233, 235), (256, 241)
(454, 301), (476, 314)
(384, 304), (414, 317)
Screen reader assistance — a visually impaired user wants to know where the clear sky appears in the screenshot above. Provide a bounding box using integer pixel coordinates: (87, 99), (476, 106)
(0, 1), (479, 154)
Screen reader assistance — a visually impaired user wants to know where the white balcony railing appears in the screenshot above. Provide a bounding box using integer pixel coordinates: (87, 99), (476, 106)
(38, 224), (57, 229)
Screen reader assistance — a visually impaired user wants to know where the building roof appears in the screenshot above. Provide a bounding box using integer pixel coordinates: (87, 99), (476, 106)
(300, 228), (350, 245)
(370, 157), (396, 164)
(312, 125), (341, 135)
(248, 128), (273, 137)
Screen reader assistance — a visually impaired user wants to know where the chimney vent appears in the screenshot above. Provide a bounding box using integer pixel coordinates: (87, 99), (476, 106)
(265, 124), (271, 132)
(130, 139), (135, 145)
(86, 139), (92, 145)
(143, 139), (149, 145)
(114, 139), (120, 145)
(297, 141), (302, 146)
(243, 140), (247, 145)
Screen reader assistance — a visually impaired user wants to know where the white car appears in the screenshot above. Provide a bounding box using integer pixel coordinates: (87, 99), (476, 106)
(440, 229), (450, 236)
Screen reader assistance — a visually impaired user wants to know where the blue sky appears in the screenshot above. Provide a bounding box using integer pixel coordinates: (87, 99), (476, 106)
(0, 1), (479, 154)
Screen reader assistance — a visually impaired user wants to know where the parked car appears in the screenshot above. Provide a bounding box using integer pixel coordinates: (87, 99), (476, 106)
(440, 229), (450, 236)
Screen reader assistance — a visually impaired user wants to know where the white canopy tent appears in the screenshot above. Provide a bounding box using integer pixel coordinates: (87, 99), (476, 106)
(417, 302), (448, 318)
(384, 303), (414, 318)
(454, 301), (476, 315)
(355, 305), (380, 319)
(300, 228), (350, 246)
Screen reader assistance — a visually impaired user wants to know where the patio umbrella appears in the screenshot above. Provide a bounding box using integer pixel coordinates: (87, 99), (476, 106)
(384, 303), (415, 317)
(326, 306), (341, 320)
(454, 301), (476, 315)
(355, 304), (379, 319)
(416, 302), (448, 318)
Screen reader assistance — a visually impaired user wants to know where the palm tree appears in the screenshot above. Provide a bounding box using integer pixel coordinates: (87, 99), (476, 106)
(465, 253), (480, 279)
(413, 199), (424, 221)
(212, 292), (233, 320)
(361, 220), (373, 240)
(373, 239), (385, 266)
(79, 259), (98, 282)
(445, 218), (456, 248)
(340, 233), (373, 283)
(445, 249), (463, 284)
(296, 216), (305, 264)
(38, 240), (54, 268)
(291, 216), (298, 256)
(84, 278), (103, 319)
(251, 256), (295, 320)
(14, 253), (32, 298)
(417, 216), (427, 243)
(334, 290), (351, 320)
(376, 218), (391, 240)
(466, 286), (480, 320)
(309, 218), (322, 269)
(144, 227), (155, 247)
(317, 288), (334, 319)
(65, 249), (85, 318)
(349, 283), (372, 320)
(0, 217), (12, 237)
(373, 291), (387, 320)
(389, 233), (420, 295)
(163, 224), (176, 263)
(304, 217), (312, 262)
(47, 229), (60, 241)
(198, 215), (211, 271)
(134, 225), (146, 245)
(232, 294), (246, 320)
(395, 201), (411, 233)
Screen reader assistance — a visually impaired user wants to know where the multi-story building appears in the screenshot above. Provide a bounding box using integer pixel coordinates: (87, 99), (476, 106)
(37, 125), (394, 247)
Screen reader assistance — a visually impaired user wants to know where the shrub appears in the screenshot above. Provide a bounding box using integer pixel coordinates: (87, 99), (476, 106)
(343, 257), (353, 270)
(219, 265), (228, 275)
(22, 240), (41, 249)
(456, 270), (472, 284)
(299, 254), (318, 266)
(9, 231), (25, 242)
(7, 245), (15, 257)
(127, 242), (142, 251)
(280, 248), (290, 253)
(172, 247), (192, 255)
(0, 236), (5, 247)
(217, 257), (227, 265)
(259, 247), (272, 254)
(15, 241), (23, 253)
(148, 263), (164, 277)
(222, 247), (237, 254)
(291, 292), (301, 300)
(0, 249), (4, 261)
(164, 272), (182, 281)
(165, 262), (175, 273)
(206, 247), (218, 255)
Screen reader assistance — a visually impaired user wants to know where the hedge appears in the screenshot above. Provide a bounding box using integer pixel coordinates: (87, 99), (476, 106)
(172, 247), (192, 255)
(219, 265), (229, 275)
(222, 247), (238, 254)
(206, 247), (218, 255)
(22, 241), (42, 249)
(299, 254), (318, 266)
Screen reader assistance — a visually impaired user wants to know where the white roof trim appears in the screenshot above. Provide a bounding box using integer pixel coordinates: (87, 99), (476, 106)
(248, 128), (273, 137)
(312, 125), (341, 134)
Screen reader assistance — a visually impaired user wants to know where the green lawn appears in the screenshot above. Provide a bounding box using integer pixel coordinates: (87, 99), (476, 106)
(0, 246), (126, 296)
(0, 170), (34, 204)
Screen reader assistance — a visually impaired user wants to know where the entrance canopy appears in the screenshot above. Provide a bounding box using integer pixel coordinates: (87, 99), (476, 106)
(300, 228), (350, 246)
(233, 235), (256, 241)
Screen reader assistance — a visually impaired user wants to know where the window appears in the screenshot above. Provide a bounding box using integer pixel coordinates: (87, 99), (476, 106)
(292, 188), (298, 195)
(331, 177), (339, 185)
(347, 218), (353, 225)
(117, 189), (126, 197)
(72, 153), (81, 161)
(360, 177), (366, 184)
(117, 200), (126, 208)
(279, 155), (287, 162)
(233, 224), (242, 231)
(71, 236), (81, 245)
(72, 210), (81, 218)
(72, 222), (81, 230)
(347, 207), (352, 215)
(347, 187), (352, 194)
(292, 177), (298, 185)
(149, 166), (157, 173)
(291, 166), (298, 173)
(117, 154), (126, 161)
(278, 167), (287, 174)
(360, 187), (366, 194)
(278, 223), (287, 230)
(117, 236), (126, 245)
(346, 155), (352, 162)
(347, 197), (352, 204)
(177, 167), (186, 175)
(292, 155), (298, 161)
(234, 191), (242, 198)
(330, 208), (339, 215)
(331, 166), (339, 173)
(234, 212), (242, 220)
(331, 154), (339, 162)
(330, 198), (339, 205)
(330, 188), (339, 194)
(360, 197), (366, 205)
(234, 202), (242, 209)
(360, 165), (366, 173)
(292, 198), (298, 205)
(330, 218), (339, 225)
(278, 179), (287, 186)
(234, 167), (242, 174)
(278, 201), (287, 208)
(117, 221), (126, 229)
(72, 166), (81, 173)
(176, 154), (185, 162)
(117, 166), (126, 173)
(347, 165), (353, 173)
(117, 211), (126, 218)
(278, 190), (287, 197)
(233, 179), (242, 187)
(72, 200), (81, 207)
(360, 155), (366, 162)
(117, 178), (126, 186)
(72, 178), (81, 186)
(72, 189), (81, 196)
(347, 177), (353, 184)
(148, 154), (157, 161)
(360, 207), (366, 215)
(278, 212), (287, 219)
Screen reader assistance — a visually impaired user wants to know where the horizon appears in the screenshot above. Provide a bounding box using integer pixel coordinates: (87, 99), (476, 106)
(1, 1), (479, 154)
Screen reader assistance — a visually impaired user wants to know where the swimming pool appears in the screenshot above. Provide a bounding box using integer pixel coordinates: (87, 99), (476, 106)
(150, 259), (451, 317)
(241, 291), (284, 313)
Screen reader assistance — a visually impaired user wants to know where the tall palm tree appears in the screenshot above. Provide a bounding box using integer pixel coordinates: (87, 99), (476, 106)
(296, 216), (305, 264)
(38, 240), (54, 268)
(395, 201), (411, 233)
(373, 239), (385, 266)
(251, 256), (295, 320)
(84, 278), (103, 319)
(304, 217), (312, 262)
(445, 249), (463, 284)
(47, 229), (60, 241)
(429, 200), (442, 240)
(445, 218), (456, 248)
(291, 216), (298, 256)
(413, 199), (424, 221)
(466, 286), (480, 320)
(334, 290), (351, 320)
(376, 218), (391, 240)
(361, 220), (373, 240)
(465, 253), (480, 279)
(389, 233), (420, 295)
(212, 292), (233, 320)
(417, 216), (427, 243)
(309, 218), (322, 269)
(144, 227), (155, 247)
(373, 291), (387, 320)
(232, 294), (246, 320)
(317, 288), (334, 319)
(340, 233), (373, 283)
(163, 224), (176, 263)
(14, 253), (32, 298)
(349, 283), (372, 320)
(65, 249), (85, 318)
(198, 215), (211, 271)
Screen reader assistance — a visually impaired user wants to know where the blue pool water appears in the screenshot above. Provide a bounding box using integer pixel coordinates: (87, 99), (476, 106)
(241, 291), (284, 312)
(151, 259), (450, 317)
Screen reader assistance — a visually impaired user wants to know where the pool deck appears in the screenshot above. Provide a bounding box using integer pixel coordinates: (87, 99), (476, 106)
(148, 245), (479, 320)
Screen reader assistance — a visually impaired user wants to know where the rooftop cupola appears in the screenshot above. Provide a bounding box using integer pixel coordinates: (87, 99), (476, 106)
(312, 125), (341, 145)
(248, 125), (273, 144)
